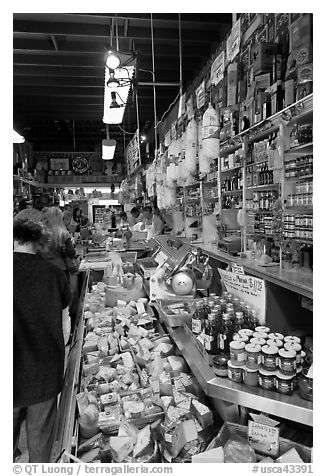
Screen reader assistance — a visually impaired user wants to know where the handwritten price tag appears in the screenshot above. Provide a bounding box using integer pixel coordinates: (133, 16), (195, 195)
(248, 421), (280, 457)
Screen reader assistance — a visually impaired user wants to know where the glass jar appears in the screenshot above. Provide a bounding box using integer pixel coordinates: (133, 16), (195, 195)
(239, 328), (254, 338)
(227, 361), (244, 383)
(297, 366), (313, 401)
(233, 334), (250, 344)
(243, 366), (259, 387)
(212, 354), (229, 378)
(267, 338), (283, 349)
(269, 332), (284, 341)
(278, 348), (297, 375)
(258, 369), (276, 391)
(229, 341), (246, 367)
(284, 342), (302, 366)
(275, 371), (295, 395)
(255, 326), (270, 334)
(253, 331), (269, 340)
(250, 337), (267, 347)
(261, 345), (279, 371)
(245, 343), (262, 370)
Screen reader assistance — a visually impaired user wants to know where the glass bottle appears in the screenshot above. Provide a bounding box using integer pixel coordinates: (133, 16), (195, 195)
(219, 298), (227, 313)
(244, 305), (252, 328)
(249, 309), (260, 330)
(192, 302), (204, 336)
(205, 314), (218, 355)
(232, 311), (245, 339)
(217, 313), (233, 354)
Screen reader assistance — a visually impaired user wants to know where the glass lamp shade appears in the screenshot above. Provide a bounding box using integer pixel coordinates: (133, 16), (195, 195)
(105, 51), (120, 70)
(102, 139), (116, 160)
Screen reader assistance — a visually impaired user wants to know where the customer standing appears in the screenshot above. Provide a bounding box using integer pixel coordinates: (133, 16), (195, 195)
(41, 207), (77, 281)
(13, 208), (71, 462)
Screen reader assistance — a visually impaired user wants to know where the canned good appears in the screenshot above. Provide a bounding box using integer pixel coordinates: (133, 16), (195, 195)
(229, 341), (246, 367)
(275, 371), (294, 395)
(278, 348), (297, 375)
(258, 369), (276, 391)
(227, 361), (244, 383)
(261, 345), (279, 371)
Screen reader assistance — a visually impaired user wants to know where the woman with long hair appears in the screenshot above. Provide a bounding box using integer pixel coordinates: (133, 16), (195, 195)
(41, 207), (76, 279)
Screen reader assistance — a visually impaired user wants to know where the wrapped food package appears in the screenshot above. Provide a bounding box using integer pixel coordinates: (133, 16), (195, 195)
(223, 437), (257, 463)
(185, 119), (198, 174)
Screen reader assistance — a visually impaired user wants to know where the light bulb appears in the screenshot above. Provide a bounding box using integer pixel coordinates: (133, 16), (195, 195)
(105, 51), (120, 70)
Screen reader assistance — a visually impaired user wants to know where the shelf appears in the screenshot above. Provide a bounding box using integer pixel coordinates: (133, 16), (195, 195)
(203, 197), (219, 202)
(168, 325), (312, 427)
(220, 165), (242, 173)
(284, 142), (313, 155)
(285, 175), (313, 181)
(247, 210), (274, 215)
(221, 189), (243, 195)
(286, 238), (313, 244)
(247, 183), (279, 190)
(284, 207), (313, 214)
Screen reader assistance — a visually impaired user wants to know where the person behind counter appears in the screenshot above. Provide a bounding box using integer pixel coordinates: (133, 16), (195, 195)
(132, 205), (164, 239)
(128, 206), (143, 226)
(13, 208), (71, 463)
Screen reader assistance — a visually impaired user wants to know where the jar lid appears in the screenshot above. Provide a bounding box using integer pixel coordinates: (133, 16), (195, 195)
(275, 371), (295, 380)
(253, 331), (269, 339)
(284, 342), (302, 353)
(250, 337), (267, 346)
(244, 366), (259, 373)
(245, 343), (262, 353)
(259, 368), (276, 376)
(278, 348), (296, 359)
(267, 339), (283, 348)
(255, 326), (270, 334)
(230, 340), (246, 350)
(262, 345), (279, 355)
(284, 336), (301, 344)
(227, 360), (244, 370)
(239, 329), (254, 337)
(233, 334), (249, 343)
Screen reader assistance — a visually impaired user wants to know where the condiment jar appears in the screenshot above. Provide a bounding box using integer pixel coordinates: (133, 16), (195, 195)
(229, 341), (246, 367)
(243, 366), (259, 387)
(253, 331), (269, 340)
(245, 343), (262, 370)
(284, 335), (301, 344)
(275, 371), (294, 395)
(284, 342), (302, 366)
(258, 369), (276, 391)
(212, 354), (228, 378)
(267, 338), (283, 348)
(278, 348), (297, 375)
(255, 326), (270, 334)
(297, 366), (313, 401)
(239, 328), (254, 338)
(269, 332), (284, 341)
(250, 337), (267, 347)
(261, 345), (279, 371)
(233, 334), (249, 344)
(227, 361), (244, 383)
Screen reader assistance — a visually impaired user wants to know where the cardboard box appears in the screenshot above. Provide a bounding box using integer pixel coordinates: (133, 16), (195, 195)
(252, 42), (278, 76)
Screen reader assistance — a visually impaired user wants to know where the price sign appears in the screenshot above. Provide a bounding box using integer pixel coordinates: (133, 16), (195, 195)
(248, 421), (280, 457)
(230, 262), (245, 274)
(218, 268), (266, 324)
(196, 80), (206, 109)
(50, 158), (70, 170)
(125, 130), (141, 176)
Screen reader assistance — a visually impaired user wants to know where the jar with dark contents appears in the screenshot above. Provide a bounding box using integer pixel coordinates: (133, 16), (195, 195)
(275, 371), (295, 395)
(298, 366), (313, 401)
(227, 361), (244, 383)
(245, 343), (262, 370)
(212, 354), (229, 378)
(258, 369), (276, 391)
(278, 348), (297, 375)
(261, 345), (279, 372)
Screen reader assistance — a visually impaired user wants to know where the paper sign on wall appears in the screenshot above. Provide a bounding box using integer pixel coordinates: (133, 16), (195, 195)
(196, 81), (206, 109)
(248, 421), (280, 457)
(218, 268), (266, 324)
(211, 51), (225, 86)
(230, 262), (245, 274)
(226, 19), (241, 62)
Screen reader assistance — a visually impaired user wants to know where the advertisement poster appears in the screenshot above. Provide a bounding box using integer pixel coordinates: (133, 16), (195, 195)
(125, 129), (141, 176)
(211, 51), (225, 86)
(218, 268), (266, 324)
(226, 18), (241, 62)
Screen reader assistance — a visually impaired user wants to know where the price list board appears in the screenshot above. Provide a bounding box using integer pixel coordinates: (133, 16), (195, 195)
(125, 130), (141, 176)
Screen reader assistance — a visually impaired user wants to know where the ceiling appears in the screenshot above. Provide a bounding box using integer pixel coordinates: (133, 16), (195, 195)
(13, 13), (232, 161)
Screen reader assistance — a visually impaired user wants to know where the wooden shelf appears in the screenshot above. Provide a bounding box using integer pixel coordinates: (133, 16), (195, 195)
(203, 197), (219, 202)
(221, 189), (243, 195)
(284, 142), (313, 155)
(247, 183), (279, 190)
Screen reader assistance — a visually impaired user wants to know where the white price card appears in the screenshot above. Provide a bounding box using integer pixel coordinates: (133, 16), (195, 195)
(230, 262), (245, 274)
(248, 420), (280, 457)
(218, 268), (266, 324)
(154, 250), (168, 266)
(211, 51), (225, 86)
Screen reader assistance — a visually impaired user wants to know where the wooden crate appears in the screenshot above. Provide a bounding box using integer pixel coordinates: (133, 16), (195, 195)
(207, 422), (311, 462)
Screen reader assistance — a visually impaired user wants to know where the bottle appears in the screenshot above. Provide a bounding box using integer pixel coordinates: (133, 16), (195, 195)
(205, 314), (217, 355)
(192, 302), (203, 335)
(249, 310), (260, 330)
(232, 312), (245, 339)
(217, 313), (233, 354)
(244, 305), (252, 327)
(219, 298), (227, 313)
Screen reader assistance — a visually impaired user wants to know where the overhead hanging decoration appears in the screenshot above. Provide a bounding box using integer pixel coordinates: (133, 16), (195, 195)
(200, 103), (220, 174)
(184, 118), (198, 175)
